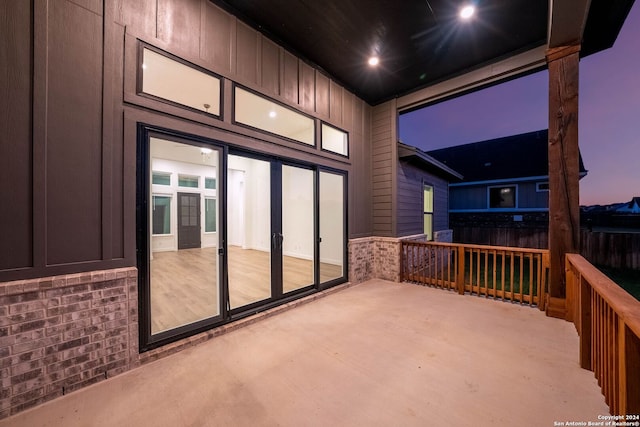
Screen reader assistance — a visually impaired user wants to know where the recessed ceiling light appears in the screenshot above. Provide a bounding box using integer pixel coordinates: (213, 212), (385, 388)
(368, 56), (379, 66)
(460, 4), (475, 20)
(269, 111), (277, 118)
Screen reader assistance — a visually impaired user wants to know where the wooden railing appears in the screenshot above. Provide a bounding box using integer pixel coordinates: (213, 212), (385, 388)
(401, 240), (549, 309)
(566, 254), (640, 415)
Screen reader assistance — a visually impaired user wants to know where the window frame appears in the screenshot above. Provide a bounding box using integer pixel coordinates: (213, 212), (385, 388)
(536, 182), (550, 192)
(137, 43), (223, 119)
(320, 122), (349, 158)
(151, 194), (172, 236)
(178, 174), (200, 188)
(204, 197), (217, 233)
(487, 184), (518, 210)
(423, 183), (434, 241)
(232, 84), (317, 147)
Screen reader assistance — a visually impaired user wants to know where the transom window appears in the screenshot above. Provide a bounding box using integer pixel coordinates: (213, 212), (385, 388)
(178, 175), (199, 188)
(152, 172), (171, 186)
(141, 47), (221, 116)
(234, 86), (315, 146)
(321, 123), (349, 156)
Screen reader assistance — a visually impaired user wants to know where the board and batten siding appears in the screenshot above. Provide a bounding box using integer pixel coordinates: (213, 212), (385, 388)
(0, 0), (373, 282)
(397, 161), (449, 236)
(371, 100), (398, 237)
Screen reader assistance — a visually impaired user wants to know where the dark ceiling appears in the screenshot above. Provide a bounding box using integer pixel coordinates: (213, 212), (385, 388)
(211, 0), (633, 105)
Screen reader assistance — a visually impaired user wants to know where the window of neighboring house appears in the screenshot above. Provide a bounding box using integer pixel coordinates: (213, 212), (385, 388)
(489, 185), (517, 208)
(205, 198), (216, 232)
(423, 184), (434, 240)
(152, 172), (171, 186)
(536, 182), (549, 192)
(205, 177), (216, 190)
(178, 175), (199, 188)
(152, 195), (171, 235)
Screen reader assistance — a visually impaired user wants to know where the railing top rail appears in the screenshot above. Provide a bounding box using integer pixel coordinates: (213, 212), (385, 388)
(401, 239), (549, 254)
(566, 253), (640, 337)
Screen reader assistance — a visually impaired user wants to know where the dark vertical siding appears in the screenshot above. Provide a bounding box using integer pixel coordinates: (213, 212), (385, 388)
(315, 73), (330, 118)
(0, 0), (374, 281)
(201, 2), (233, 74)
(330, 81), (343, 125)
(397, 161), (449, 236)
(450, 186), (486, 209)
(260, 38), (280, 96)
(0, 1), (33, 270)
(236, 21), (258, 84)
(519, 181), (549, 208)
(299, 61), (315, 113)
(281, 51), (299, 104)
(46, 0), (103, 264)
(157, 0), (201, 58)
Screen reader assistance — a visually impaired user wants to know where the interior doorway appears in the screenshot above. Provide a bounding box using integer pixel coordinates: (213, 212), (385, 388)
(177, 192), (201, 249)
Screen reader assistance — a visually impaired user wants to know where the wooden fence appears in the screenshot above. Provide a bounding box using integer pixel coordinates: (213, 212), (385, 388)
(452, 226), (548, 249)
(566, 254), (640, 415)
(401, 240), (549, 309)
(452, 227), (640, 269)
(580, 230), (640, 269)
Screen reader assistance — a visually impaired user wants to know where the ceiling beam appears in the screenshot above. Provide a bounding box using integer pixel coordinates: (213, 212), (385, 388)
(548, 0), (591, 48)
(396, 45), (547, 113)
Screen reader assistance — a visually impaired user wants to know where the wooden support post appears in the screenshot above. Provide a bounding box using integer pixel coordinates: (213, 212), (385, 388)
(546, 45), (581, 319)
(456, 245), (465, 295)
(579, 275), (592, 370)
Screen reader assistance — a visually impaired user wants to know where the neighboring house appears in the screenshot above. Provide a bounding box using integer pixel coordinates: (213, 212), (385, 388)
(397, 142), (463, 240)
(428, 130), (588, 229)
(616, 197), (640, 214)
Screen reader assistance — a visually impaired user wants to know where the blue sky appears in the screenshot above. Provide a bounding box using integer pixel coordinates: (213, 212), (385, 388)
(399, 2), (640, 206)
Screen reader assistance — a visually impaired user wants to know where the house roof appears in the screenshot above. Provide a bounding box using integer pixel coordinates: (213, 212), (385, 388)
(210, 0), (634, 105)
(398, 142), (463, 181)
(426, 130), (587, 183)
(617, 197), (640, 213)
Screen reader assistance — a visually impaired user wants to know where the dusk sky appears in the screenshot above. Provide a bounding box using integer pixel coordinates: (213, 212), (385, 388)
(399, 2), (640, 206)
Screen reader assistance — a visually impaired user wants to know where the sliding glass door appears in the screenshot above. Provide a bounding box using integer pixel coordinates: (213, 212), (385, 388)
(282, 164), (315, 293)
(226, 156), (317, 312)
(227, 155), (272, 309)
(144, 136), (223, 338)
(139, 131), (347, 349)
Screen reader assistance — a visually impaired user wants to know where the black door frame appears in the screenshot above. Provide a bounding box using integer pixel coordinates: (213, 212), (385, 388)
(136, 125), (227, 351)
(137, 125), (348, 351)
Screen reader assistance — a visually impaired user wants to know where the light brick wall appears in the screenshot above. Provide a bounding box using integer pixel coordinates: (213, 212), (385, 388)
(348, 236), (409, 284)
(0, 268), (138, 418)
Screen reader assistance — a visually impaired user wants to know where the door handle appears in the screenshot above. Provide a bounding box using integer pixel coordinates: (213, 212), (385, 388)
(272, 232), (283, 249)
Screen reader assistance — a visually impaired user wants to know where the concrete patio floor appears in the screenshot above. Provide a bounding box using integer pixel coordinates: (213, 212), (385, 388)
(1, 279), (608, 427)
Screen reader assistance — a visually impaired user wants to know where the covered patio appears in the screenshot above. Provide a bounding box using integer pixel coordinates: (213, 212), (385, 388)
(0, 279), (607, 427)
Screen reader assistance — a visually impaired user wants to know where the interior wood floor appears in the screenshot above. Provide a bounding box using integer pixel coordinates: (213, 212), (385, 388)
(150, 246), (342, 334)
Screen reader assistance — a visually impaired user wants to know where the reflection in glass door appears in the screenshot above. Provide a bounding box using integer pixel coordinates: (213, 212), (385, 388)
(282, 165), (315, 293)
(227, 155), (272, 309)
(148, 137), (221, 335)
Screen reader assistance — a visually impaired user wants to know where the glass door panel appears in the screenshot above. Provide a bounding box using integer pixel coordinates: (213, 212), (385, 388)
(282, 165), (315, 293)
(148, 137), (221, 334)
(227, 155), (272, 309)
(319, 171), (345, 283)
